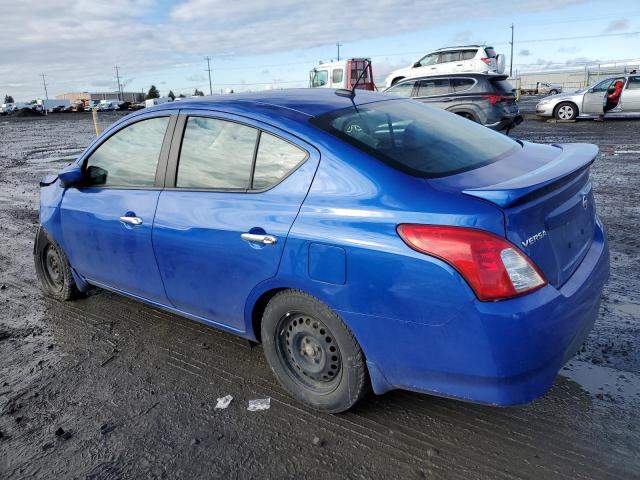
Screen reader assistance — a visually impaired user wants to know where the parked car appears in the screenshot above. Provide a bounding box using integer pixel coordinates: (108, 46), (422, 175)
(385, 45), (505, 87)
(536, 74), (640, 120)
(384, 73), (522, 132)
(35, 89), (609, 413)
(521, 82), (563, 95)
(309, 58), (375, 91)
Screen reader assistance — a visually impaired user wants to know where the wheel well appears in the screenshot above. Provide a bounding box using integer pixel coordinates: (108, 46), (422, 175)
(250, 288), (287, 343)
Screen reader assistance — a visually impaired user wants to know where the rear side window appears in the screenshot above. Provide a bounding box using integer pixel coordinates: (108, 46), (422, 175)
(311, 100), (518, 178)
(84, 117), (169, 187)
(385, 81), (416, 97)
(484, 47), (497, 58)
(451, 78), (475, 92)
(460, 50), (477, 60)
(252, 133), (307, 189)
(176, 117), (258, 189)
(439, 51), (460, 63)
(332, 69), (343, 84)
(626, 77), (640, 89)
(416, 79), (450, 96)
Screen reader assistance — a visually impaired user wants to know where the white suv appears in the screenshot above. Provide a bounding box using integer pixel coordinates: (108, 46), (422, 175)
(385, 46), (505, 87)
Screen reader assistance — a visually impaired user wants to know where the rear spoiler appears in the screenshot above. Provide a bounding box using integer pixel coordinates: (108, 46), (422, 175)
(463, 143), (598, 208)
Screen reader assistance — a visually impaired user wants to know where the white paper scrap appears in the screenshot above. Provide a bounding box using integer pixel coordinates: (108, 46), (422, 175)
(215, 394), (233, 409)
(247, 398), (271, 412)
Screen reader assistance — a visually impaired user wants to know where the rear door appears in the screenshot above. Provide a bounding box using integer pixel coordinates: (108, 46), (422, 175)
(414, 78), (452, 106)
(620, 76), (640, 111)
(460, 49), (477, 72)
(152, 111), (320, 331)
(60, 113), (176, 303)
(436, 51), (461, 73)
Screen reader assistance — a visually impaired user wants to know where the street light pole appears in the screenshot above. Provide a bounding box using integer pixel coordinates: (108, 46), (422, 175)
(114, 66), (122, 101)
(509, 24), (514, 78)
(205, 56), (213, 96)
(336, 42), (343, 61)
(40, 73), (49, 100)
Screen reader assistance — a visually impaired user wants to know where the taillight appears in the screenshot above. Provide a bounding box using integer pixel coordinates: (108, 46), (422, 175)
(480, 57), (492, 65)
(396, 225), (547, 301)
(483, 94), (507, 105)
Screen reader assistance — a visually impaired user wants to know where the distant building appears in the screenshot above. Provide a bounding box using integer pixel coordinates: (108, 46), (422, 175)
(55, 91), (140, 103)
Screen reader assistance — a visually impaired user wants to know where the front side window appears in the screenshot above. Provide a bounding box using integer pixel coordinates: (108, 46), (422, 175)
(592, 79), (614, 93)
(418, 54), (438, 67)
(311, 99), (518, 178)
(332, 69), (344, 84)
(84, 117), (169, 187)
(385, 81), (416, 97)
(176, 117), (258, 189)
(626, 77), (640, 89)
(252, 133), (307, 189)
(312, 70), (329, 87)
(416, 79), (450, 97)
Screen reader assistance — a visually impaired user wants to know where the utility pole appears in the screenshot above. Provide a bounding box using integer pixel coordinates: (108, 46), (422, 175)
(114, 66), (122, 101)
(509, 24), (514, 78)
(205, 56), (213, 96)
(336, 42), (343, 61)
(40, 73), (49, 100)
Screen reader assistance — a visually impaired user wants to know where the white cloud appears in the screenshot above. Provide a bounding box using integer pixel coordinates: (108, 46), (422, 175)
(603, 19), (629, 33)
(519, 49), (531, 56)
(0, 0), (587, 99)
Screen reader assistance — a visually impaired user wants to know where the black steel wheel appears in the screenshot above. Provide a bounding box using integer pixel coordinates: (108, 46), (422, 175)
(34, 228), (79, 301)
(277, 312), (342, 393)
(262, 290), (369, 413)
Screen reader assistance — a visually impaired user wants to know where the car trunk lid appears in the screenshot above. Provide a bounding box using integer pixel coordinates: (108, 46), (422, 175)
(429, 142), (598, 287)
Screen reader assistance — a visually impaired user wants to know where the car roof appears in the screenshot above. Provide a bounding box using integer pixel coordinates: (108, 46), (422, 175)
(148, 88), (390, 118)
(434, 45), (487, 51)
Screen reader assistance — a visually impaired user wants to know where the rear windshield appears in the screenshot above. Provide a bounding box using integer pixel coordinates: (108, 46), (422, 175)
(484, 47), (497, 58)
(310, 99), (518, 178)
(490, 78), (515, 95)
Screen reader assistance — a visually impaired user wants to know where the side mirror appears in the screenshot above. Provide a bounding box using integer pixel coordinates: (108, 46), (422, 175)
(58, 164), (84, 188)
(412, 62), (421, 68)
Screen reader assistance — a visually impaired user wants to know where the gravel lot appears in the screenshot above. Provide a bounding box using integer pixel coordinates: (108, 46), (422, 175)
(0, 110), (639, 479)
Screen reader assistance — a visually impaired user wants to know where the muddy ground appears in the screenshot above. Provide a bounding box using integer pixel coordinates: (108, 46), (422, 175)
(0, 109), (639, 479)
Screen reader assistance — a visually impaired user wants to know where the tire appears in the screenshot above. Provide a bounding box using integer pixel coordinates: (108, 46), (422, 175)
(549, 89), (559, 95)
(261, 290), (369, 413)
(554, 102), (577, 121)
(34, 229), (79, 301)
(455, 112), (478, 123)
(390, 77), (405, 86)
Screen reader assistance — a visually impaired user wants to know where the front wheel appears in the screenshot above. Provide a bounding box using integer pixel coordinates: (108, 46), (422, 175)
(261, 290), (369, 413)
(554, 102), (577, 120)
(34, 229), (79, 301)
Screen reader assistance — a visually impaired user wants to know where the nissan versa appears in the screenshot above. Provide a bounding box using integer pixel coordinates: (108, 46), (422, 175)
(35, 89), (609, 413)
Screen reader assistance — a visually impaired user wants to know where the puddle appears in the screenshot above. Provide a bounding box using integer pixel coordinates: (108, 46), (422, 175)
(560, 360), (640, 403)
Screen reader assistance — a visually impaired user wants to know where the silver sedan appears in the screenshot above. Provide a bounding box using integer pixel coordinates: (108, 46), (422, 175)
(536, 74), (640, 120)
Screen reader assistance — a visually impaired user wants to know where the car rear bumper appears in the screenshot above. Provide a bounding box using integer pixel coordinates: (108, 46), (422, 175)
(486, 114), (523, 131)
(342, 219), (609, 406)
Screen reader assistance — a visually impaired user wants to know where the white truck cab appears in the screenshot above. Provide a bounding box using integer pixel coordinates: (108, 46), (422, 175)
(310, 58), (375, 91)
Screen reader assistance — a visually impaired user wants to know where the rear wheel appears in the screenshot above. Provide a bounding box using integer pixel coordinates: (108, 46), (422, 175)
(549, 89), (559, 95)
(554, 102), (577, 120)
(455, 112), (478, 123)
(261, 290), (369, 413)
(34, 229), (79, 301)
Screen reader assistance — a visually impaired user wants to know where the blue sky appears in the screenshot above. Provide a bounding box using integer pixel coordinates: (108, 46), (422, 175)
(2, 0), (639, 100)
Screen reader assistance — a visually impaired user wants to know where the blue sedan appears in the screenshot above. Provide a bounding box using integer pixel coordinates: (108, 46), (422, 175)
(35, 89), (609, 412)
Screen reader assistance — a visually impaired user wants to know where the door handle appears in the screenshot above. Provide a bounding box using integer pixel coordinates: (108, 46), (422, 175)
(241, 233), (277, 245)
(119, 216), (143, 226)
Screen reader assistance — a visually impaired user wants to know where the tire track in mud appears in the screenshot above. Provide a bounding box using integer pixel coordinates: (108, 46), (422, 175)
(4, 282), (634, 479)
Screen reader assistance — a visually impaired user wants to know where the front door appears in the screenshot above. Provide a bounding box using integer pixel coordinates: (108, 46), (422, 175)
(60, 114), (175, 303)
(582, 78), (613, 114)
(152, 112), (319, 331)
